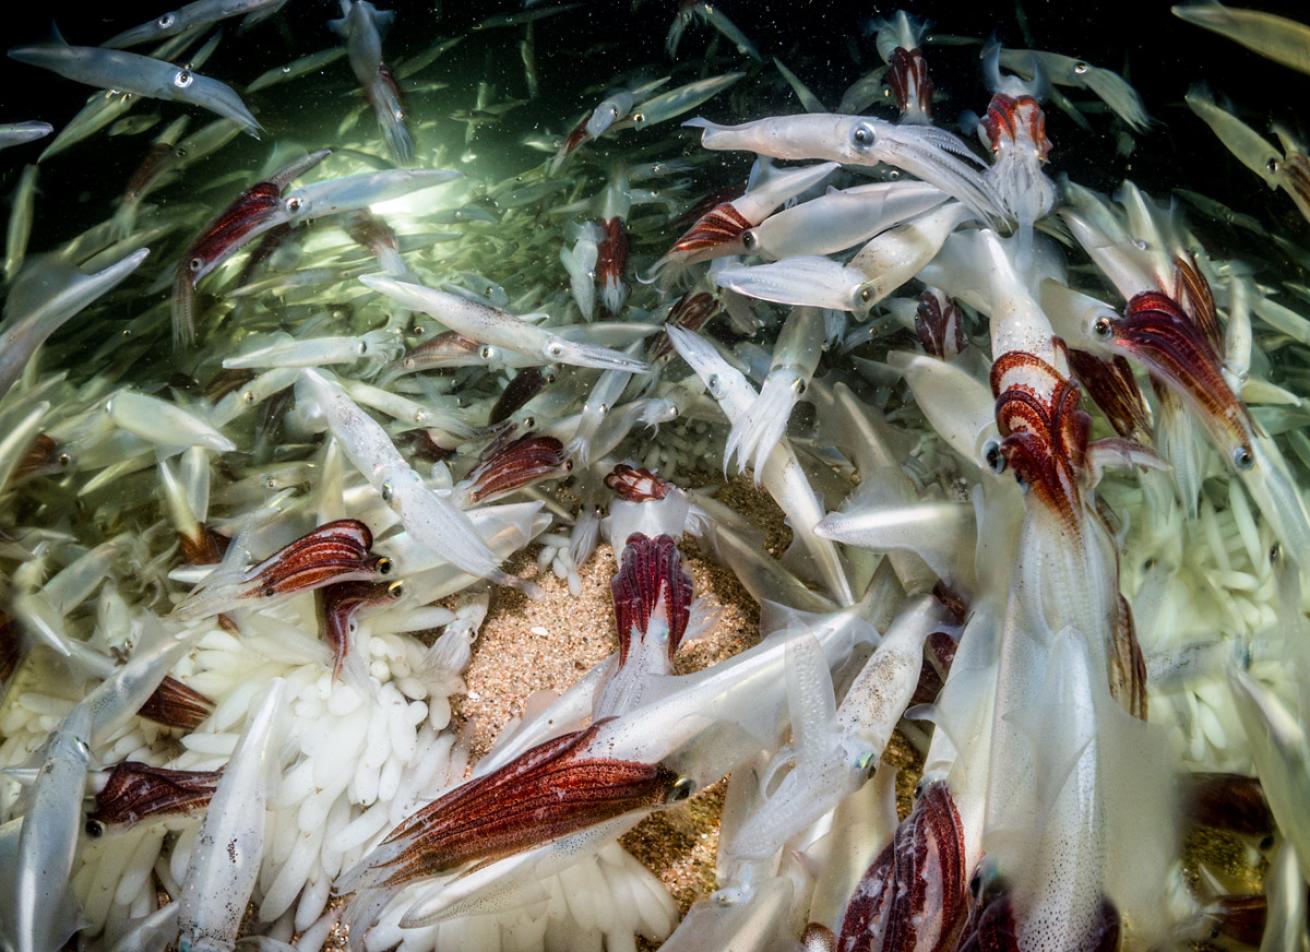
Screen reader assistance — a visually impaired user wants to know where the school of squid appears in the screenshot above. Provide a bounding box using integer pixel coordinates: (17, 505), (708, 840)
(3, 0), (1310, 950)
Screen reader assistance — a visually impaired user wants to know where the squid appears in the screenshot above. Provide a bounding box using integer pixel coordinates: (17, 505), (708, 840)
(1173, 1), (1310, 76)
(0, 248), (150, 400)
(653, 160), (838, 273)
(171, 148), (330, 346)
(740, 180), (948, 260)
(668, 325), (854, 606)
(873, 11), (934, 123)
(332, 0), (414, 165)
(104, 0), (290, 48)
(726, 305), (824, 478)
(8, 32), (261, 137)
(175, 680), (284, 952)
(725, 596), (943, 862)
(172, 518), (391, 620)
(5, 703), (92, 952)
(685, 113), (1004, 223)
(0, 120), (52, 151)
(360, 274), (651, 373)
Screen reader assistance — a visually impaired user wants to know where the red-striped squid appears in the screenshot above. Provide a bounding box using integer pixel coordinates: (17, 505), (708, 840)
(171, 148), (330, 346)
(1059, 192), (1310, 578)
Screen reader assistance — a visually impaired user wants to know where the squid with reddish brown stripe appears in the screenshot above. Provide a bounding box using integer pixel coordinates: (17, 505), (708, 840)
(597, 216), (630, 316)
(888, 47), (933, 123)
(171, 148), (330, 347)
(85, 761), (221, 838)
(832, 780), (969, 952)
(646, 291), (719, 363)
(336, 718), (689, 903)
(594, 533), (697, 717)
(1099, 291), (1252, 469)
(135, 675), (215, 732)
(648, 161), (839, 275)
(915, 289), (965, 361)
(316, 578), (406, 683)
(604, 463), (694, 546)
(452, 434), (571, 507)
(172, 518), (391, 621)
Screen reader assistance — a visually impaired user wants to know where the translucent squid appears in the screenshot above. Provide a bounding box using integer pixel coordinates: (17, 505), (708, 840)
(685, 113), (1004, 222)
(359, 274), (651, 373)
(667, 325), (854, 605)
(726, 305), (824, 478)
(331, 0), (414, 165)
(103, 0), (290, 48)
(7, 32), (262, 137)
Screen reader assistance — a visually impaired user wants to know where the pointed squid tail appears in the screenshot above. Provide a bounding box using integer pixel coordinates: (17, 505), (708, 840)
(728, 369), (801, 484)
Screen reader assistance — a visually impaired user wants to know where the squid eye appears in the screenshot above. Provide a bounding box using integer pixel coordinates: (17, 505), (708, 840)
(1093, 316), (1113, 340)
(984, 438), (1006, 474)
(631, 112), (645, 125)
(1073, 61), (1089, 74)
(1232, 445), (1255, 470)
(1270, 542), (1282, 563)
(158, 12), (176, 27)
(855, 751), (876, 776)
(522, 416), (536, 430)
(969, 867), (983, 898)
(479, 345), (495, 360)
(285, 196), (303, 213)
(546, 341), (565, 358)
(375, 556), (393, 575)
(563, 459), (574, 472)
(543, 370), (557, 383)
(85, 819), (105, 838)
(188, 256), (204, 273)
(851, 122), (876, 150)
(668, 776), (696, 801)
(387, 580), (405, 598)
(173, 69), (193, 89)
(1014, 471), (1029, 493)
(741, 230), (758, 251)
(1267, 158), (1280, 174)
(793, 379), (806, 395)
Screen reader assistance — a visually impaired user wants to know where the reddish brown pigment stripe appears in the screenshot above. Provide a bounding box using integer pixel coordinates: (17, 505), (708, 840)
(648, 291), (718, 361)
(671, 202), (751, 253)
(1115, 292), (1251, 454)
(1109, 595), (1148, 720)
(490, 367), (552, 425)
(89, 761), (221, 829)
(982, 94), (1051, 160)
(605, 463), (670, 502)
(466, 435), (570, 503)
(915, 290), (964, 360)
(992, 352), (1092, 534)
(1065, 349), (1151, 441)
(178, 525), (231, 566)
(187, 181), (282, 269)
(136, 676), (214, 731)
(1172, 255), (1222, 353)
(596, 216), (629, 285)
(317, 580), (400, 680)
(1182, 773), (1272, 836)
(888, 47), (933, 117)
(839, 781), (967, 952)
(611, 533), (693, 664)
(373, 720), (676, 885)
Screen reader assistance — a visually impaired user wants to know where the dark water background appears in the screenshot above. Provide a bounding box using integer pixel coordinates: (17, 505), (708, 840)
(2, 0), (1309, 277)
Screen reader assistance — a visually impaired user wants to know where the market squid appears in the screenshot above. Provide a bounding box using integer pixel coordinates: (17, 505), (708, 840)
(172, 148), (330, 346)
(726, 305), (824, 478)
(685, 113), (1004, 223)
